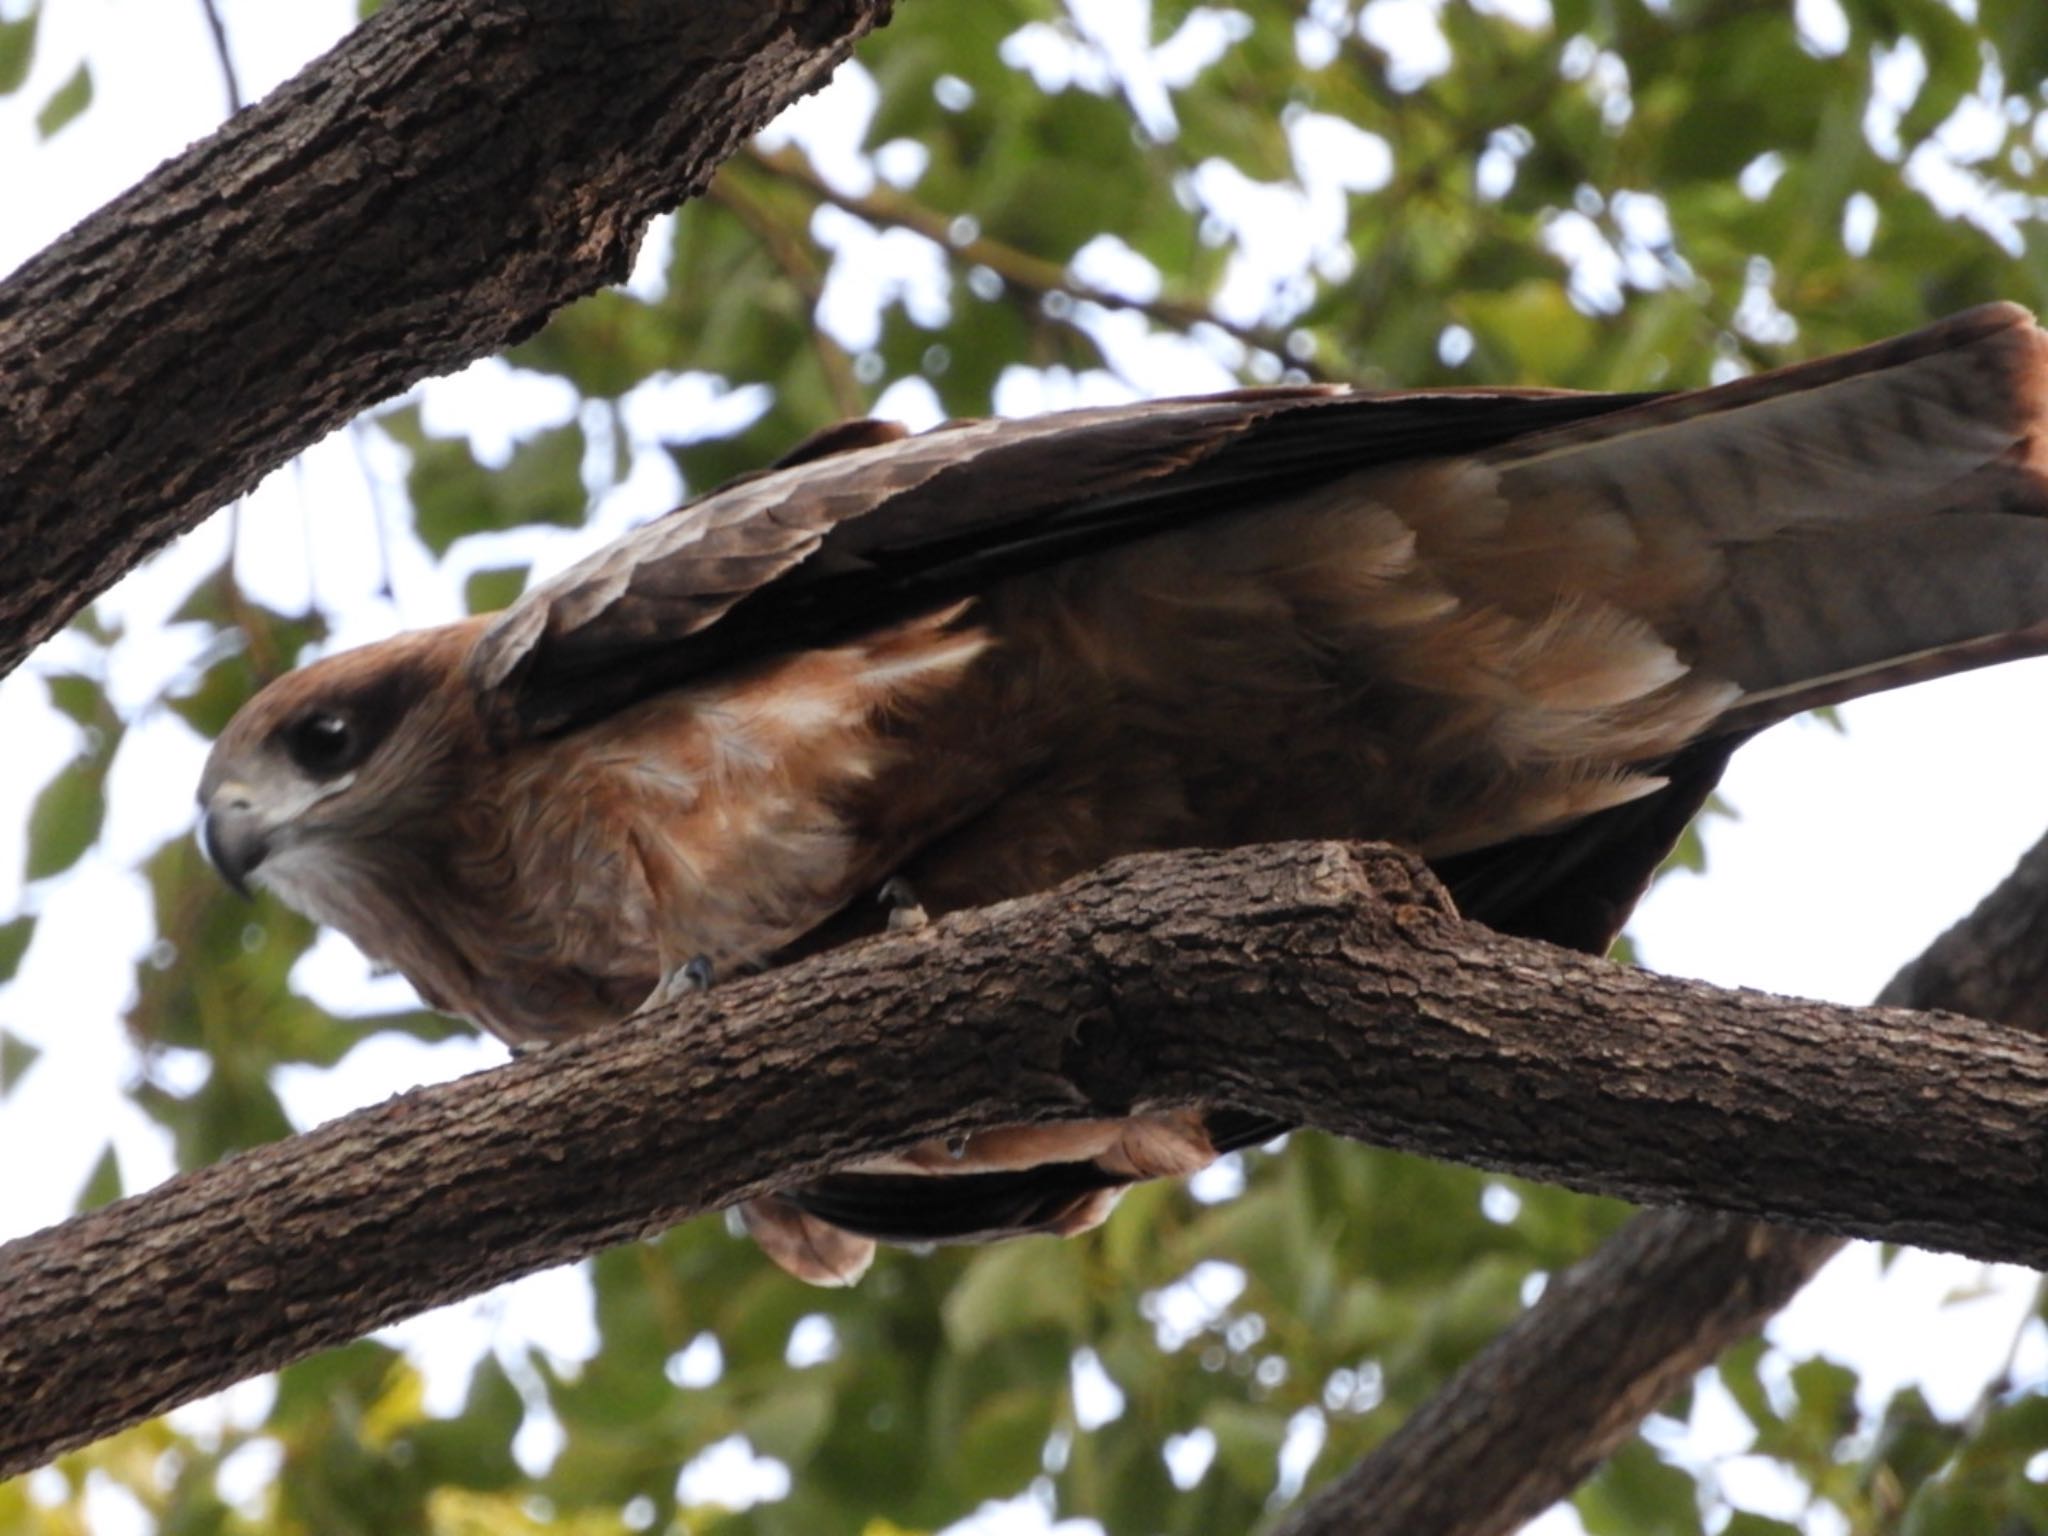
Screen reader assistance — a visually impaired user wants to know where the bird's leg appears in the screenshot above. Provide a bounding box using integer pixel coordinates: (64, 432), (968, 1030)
(877, 876), (929, 933)
(644, 953), (716, 1013)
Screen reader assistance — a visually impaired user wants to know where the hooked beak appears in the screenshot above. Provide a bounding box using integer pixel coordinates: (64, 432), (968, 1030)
(197, 791), (268, 898)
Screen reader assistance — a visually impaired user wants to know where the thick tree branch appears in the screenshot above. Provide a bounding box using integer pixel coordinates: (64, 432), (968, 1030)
(8, 839), (2048, 1478)
(0, 0), (891, 681)
(1275, 825), (2048, 1536)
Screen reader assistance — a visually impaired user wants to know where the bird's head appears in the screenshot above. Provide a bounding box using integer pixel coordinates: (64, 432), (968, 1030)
(197, 623), (486, 910)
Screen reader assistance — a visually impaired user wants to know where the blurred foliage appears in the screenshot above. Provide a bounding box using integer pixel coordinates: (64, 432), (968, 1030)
(0, 7), (36, 99)
(30, 56), (85, 138)
(6, 0), (2048, 1532)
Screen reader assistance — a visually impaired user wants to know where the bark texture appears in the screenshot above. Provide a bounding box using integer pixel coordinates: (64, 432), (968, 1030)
(6, 839), (2048, 1479)
(0, 0), (889, 680)
(1273, 824), (2048, 1536)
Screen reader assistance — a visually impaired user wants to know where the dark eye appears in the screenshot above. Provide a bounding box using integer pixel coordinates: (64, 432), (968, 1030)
(283, 711), (360, 777)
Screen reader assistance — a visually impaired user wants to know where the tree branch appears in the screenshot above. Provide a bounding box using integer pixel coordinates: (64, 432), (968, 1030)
(8, 839), (2048, 1478)
(1274, 823), (2048, 1536)
(1272, 1214), (1839, 1536)
(0, 0), (891, 682)
(194, 0), (244, 115)
(705, 169), (868, 418)
(742, 143), (1325, 376)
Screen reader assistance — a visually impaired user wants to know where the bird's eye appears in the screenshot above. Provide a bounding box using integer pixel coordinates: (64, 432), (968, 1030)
(283, 711), (359, 777)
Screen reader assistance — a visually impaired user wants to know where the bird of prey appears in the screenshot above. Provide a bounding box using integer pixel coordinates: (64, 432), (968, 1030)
(200, 303), (2048, 1283)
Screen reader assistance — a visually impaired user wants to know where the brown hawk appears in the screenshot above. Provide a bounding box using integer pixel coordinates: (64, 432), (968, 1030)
(199, 303), (2048, 1282)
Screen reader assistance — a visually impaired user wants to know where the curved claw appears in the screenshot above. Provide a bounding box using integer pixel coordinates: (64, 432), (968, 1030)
(645, 953), (717, 1014)
(877, 876), (929, 933)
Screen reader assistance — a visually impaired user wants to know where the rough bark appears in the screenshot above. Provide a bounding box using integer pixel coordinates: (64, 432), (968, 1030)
(6, 839), (2048, 1478)
(0, 0), (890, 681)
(1878, 822), (2048, 1035)
(1270, 822), (2048, 1536)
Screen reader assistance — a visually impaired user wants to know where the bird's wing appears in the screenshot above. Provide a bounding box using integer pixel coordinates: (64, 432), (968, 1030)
(473, 304), (2048, 748)
(466, 385), (1653, 738)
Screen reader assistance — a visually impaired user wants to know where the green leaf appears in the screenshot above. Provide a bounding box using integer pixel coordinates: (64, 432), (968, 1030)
(1956, 1389), (2048, 1506)
(271, 1338), (406, 1426)
(1201, 1398), (1286, 1491)
(1904, 1479), (2004, 1536)
(25, 672), (123, 882)
(464, 566), (529, 614)
(0, 912), (32, 982)
(1722, 1516), (1802, 1536)
(34, 58), (88, 137)
(1717, 1339), (1781, 1434)
(942, 1237), (1090, 1352)
(1458, 279), (1599, 381)
(1577, 1439), (1704, 1535)
(408, 1354), (525, 1490)
(0, 5), (36, 95)
(1788, 1355), (1860, 1450)
(384, 408), (588, 554)
(950, 1386), (1056, 1494)
(25, 746), (109, 881)
(45, 673), (104, 726)
(739, 1381), (834, 1464)
(76, 1144), (122, 1211)
(1896, 1), (1984, 146)
(1869, 1385), (1961, 1497)
(512, 290), (688, 398)
(0, 1028), (39, 1095)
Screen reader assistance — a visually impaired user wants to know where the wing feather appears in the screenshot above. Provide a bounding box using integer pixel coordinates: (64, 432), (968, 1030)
(469, 387), (1655, 738)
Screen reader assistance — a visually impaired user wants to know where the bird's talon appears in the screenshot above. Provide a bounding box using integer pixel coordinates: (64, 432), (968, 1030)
(878, 876), (929, 933)
(648, 954), (717, 1011)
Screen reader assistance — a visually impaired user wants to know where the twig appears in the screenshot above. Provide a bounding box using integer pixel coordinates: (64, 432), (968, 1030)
(195, 0), (243, 115)
(215, 501), (283, 681)
(744, 144), (1324, 378)
(1959, 1272), (2047, 1444)
(347, 420), (401, 607)
(707, 168), (867, 419)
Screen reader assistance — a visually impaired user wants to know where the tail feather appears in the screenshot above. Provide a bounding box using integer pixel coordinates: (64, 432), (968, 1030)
(1458, 302), (2048, 728)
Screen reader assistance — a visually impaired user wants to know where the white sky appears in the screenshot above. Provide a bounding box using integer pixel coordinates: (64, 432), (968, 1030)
(3, 2), (2047, 1533)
